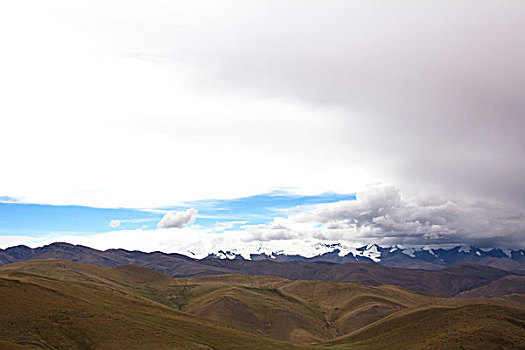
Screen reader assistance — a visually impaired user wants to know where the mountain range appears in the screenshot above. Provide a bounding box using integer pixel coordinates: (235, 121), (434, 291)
(3, 242), (525, 273)
(207, 243), (525, 271)
(1, 242), (525, 297)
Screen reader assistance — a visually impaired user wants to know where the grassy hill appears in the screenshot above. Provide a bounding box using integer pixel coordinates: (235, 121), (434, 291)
(0, 259), (524, 349)
(325, 304), (525, 349)
(0, 260), (315, 350)
(173, 274), (525, 345)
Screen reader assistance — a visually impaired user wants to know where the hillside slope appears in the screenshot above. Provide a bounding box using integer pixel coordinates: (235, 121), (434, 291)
(174, 274), (525, 344)
(327, 304), (525, 349)
(0, 259), (314, 350)
(0, 259), (524, 349)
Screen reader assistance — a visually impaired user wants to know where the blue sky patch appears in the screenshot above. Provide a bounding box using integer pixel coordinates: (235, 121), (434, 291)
(0, 192), (355, 237)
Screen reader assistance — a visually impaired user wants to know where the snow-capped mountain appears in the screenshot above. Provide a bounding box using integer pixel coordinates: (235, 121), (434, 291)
(1, 241), (524, 272)
(204, 243), (525, 271)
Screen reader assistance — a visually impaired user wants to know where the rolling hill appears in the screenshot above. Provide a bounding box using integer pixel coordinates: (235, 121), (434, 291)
(326, 304), (525, 349)
(0, 259), (314, 350)
(0, 259), (524, 349)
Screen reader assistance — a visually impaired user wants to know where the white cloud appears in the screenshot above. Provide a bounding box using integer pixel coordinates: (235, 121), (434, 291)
(109, 220), (121, 228)
(157, 209), (198, 229)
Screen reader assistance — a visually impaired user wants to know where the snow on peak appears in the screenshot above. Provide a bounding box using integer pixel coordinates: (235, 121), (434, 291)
(401, 247), (415, 258)
(389, 244), (415, 258)
(200, 242), (522, 264)
(212, 250), (239, 260)
(458, 245), (472, 253)
(360, 244), (381, 262)
(421, 246), (437, 257)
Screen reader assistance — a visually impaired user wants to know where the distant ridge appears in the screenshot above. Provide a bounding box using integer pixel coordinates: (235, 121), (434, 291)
(1, 242), (524, 297)
(205, 243), (525, 272)
(3, 241), (525, 272)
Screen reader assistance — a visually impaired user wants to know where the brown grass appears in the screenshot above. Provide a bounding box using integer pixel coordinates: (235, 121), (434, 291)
(0, 259), (524, 349)
(0, 259), (315, 350)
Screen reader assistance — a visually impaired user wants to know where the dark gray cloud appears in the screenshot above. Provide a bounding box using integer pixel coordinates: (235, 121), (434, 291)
(276, 185), (525, 248)
(154, 1), (524, 247)
(172, 1), (525, 209)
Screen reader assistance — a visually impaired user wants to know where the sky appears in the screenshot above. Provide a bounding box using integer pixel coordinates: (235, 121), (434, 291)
(0, 0), (524, 254)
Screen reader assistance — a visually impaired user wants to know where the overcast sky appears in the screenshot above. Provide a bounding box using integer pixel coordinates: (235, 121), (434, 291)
(1, 1), (524, 251)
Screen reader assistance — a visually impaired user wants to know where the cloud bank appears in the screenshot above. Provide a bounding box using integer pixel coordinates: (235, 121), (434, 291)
(268, 186), (525, 248)
(2, 186), (523, 255)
